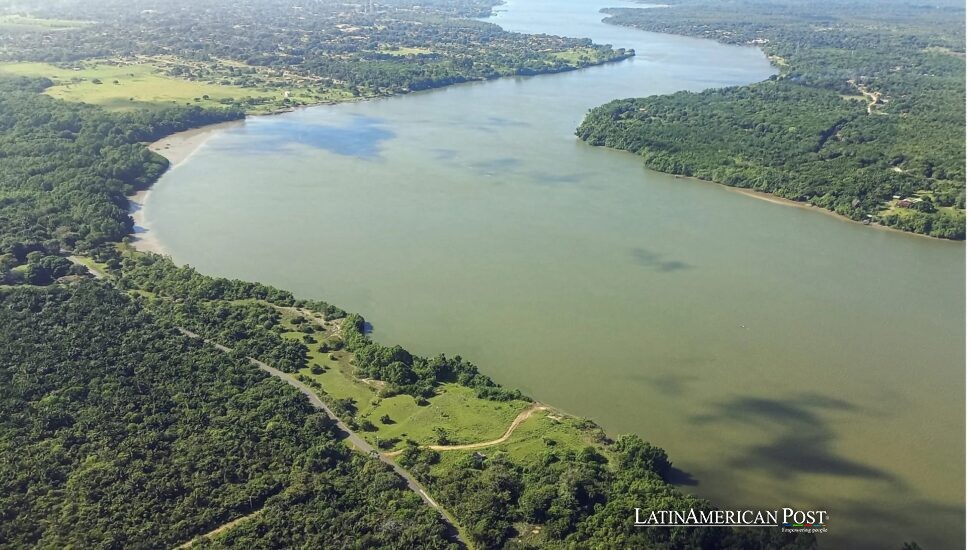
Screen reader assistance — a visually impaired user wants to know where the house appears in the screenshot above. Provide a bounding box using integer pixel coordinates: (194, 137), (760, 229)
(897, 199), (913, 208)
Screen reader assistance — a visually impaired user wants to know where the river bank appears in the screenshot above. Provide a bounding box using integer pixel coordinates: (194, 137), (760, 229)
(125, 48), (637, 255)
(123, 2), (965, 546)
(129, 120), (245, 254)
(715, 180), (953, 242)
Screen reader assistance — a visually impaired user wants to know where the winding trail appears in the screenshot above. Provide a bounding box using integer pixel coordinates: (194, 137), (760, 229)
(174, 328), (468, 548)
(384, 404), (548, 458)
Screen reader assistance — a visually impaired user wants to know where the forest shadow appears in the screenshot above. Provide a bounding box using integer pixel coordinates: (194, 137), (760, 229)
(667, 466), (699, 486)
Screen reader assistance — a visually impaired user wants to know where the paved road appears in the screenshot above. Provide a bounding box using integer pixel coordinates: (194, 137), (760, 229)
(176, 328), (466, 546)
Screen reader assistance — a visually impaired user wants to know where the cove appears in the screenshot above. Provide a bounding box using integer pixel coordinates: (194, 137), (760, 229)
(139, 0), (965, 547)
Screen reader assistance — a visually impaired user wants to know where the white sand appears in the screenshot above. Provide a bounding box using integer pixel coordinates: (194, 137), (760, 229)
(128, 120), (243, 253)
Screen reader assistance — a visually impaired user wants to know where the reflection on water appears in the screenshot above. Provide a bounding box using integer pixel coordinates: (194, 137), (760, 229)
(144, 0), (965, 547)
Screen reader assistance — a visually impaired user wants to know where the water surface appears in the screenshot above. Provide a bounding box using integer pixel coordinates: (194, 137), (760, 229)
(142, 1), (965, 547)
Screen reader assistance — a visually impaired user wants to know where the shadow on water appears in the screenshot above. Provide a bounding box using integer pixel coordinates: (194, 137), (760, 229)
(630, 246), (693, 272)
(469, 156), (523, 176)
(640, 371), (702, 397)
(832, 495), (964, 550)
(484, 115), (531, 128)
(690, 394), (896, 482)
(238, 115), (395, 158)
(431, 148), (460, 161)
(527, 170), (596, 186)
(667, 466), (699, 487)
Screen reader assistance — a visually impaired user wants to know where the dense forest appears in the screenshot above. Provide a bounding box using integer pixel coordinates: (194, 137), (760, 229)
(0, 76), (241, 265)
(0, 282), (453, 548)
(411, 441), (814, 549)
(0, 256), (817, 548)
(578, 0), (966, 238)
(0, 66), (817, 540)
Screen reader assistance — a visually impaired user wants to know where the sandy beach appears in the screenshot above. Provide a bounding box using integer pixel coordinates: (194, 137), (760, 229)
(128, 120), (244, 254)
(147, 120), (244, 167)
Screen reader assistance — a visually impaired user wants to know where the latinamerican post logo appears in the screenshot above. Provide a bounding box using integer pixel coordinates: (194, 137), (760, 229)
(634, 508), (828, 534)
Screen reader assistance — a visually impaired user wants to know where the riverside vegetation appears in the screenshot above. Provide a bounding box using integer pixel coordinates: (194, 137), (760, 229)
(0, 0), (944, 547)
(0, 0), (631, 113)
(577, 0), (966, 239)
(0, 55), (815, 549)
(0, 241), (815, 548)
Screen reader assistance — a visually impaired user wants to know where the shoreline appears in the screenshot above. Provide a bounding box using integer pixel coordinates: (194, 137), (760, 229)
(716, 179), (960, 242)
(147, 119), (245, 167)
(128, 119), (245, 254)
(596, 15), (963, 242)
(124, 51), (636, 256)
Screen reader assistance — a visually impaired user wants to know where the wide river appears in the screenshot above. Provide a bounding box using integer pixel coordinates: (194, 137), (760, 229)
(140, 0), (965, 547)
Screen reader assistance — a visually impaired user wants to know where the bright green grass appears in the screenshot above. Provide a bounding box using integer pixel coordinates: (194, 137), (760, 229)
(285, 319), (527, 452)
(296, 348), (527, 451)
(0, 60), (334, 113)
(69, 255), (109, 278)
(359, 384), (525, 449)
(478, 413), (599, 463)
(426, 412), (606, 481)
(299, 349), (377, 407)
(282, 314), (599, 456)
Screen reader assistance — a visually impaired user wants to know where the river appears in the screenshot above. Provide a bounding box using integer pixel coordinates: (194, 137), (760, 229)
(138, 0), (966, 547)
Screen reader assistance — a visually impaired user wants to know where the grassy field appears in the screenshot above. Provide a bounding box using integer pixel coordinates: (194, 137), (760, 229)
(295, 346), (527, 451)
(362, 384), (525, 447)
(550, 46), (610, 64)
(378, 45), (434, 56)
(428, 412), (606, 479)
(0, 59), (345, 113)
(275, 307), (609, 458)
(0, 14), (92, 29)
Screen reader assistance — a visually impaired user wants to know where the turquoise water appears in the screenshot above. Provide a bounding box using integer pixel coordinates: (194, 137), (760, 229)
(142, 1), (965, 547)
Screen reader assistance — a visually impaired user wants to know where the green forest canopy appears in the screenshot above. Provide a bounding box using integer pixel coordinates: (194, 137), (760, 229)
(578, 0), (965, 238)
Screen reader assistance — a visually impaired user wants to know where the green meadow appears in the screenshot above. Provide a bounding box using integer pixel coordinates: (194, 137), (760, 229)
(276, 308), (603, 457)
(0, 60), (343, 113)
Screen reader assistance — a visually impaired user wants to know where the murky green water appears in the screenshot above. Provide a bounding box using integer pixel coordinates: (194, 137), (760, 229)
(141, 1), (965, 546)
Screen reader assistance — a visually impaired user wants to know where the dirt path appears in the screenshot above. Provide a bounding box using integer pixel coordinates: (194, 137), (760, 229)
(175, 328), (467, 548)
(67, 256), (108, 280)
(274, 305), (343, 339)
(175, 510), (263, 549)
(384, 404), (547, 458)
(848, 79), (883, 114)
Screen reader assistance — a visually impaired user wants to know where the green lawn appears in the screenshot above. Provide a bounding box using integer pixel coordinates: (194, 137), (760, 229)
(359, 384), (525, 449)
(0, 60), (339, 113)
(296, 347), (527, 451)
